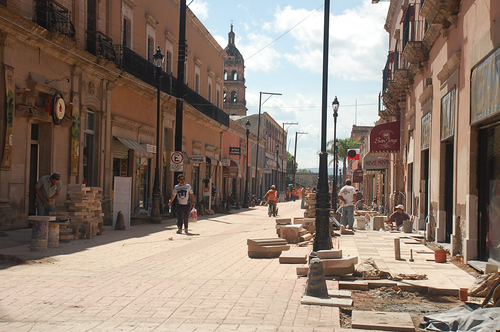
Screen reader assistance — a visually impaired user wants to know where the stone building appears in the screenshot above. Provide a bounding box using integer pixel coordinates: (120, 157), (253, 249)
(375, 0), (500, 265)
(223, 25), (247, 116)
(0, 0), (228, 229)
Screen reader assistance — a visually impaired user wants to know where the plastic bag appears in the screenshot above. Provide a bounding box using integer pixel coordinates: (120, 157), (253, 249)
(188, 208), (198, 222)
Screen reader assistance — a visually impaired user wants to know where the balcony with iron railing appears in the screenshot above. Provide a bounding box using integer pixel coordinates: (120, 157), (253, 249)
(35, 0), (75, 40)
(114, 45), (229, 127)
(420, 0), (461, 25)
(86, 31), (116, 61)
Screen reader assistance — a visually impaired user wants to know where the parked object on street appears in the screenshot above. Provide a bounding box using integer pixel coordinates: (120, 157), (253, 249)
(115, 211), (125, 230)
(434, 249), (447, 263)
(28, 216), (55, 251)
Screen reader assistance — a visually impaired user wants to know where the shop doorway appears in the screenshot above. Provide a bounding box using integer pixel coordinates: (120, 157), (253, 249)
(136, 157), (150, 211)
(28, 124), (39, 215)
(444, 141), (454, 243)
(478, 125), (500, 263)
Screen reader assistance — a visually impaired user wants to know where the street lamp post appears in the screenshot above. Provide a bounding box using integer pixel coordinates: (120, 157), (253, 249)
(314, 0), (332, 252)
(150, 46), (164, 224)
(282, 122), (298, 194)
(331, 97), (339, 211)
(242, 120), (251, 208)
(274, 142), (279, 188)
(293, 132), (308, 188)
(254, 92), (281, 198)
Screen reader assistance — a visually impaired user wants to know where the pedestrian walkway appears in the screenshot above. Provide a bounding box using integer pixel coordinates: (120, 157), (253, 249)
(0, 201), (476, 331)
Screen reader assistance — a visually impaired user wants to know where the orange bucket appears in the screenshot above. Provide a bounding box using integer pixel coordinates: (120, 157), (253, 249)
(434, 250), (447, 263)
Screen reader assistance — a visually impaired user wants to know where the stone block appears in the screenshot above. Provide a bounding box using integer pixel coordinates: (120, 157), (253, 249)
(324, 265), (355, 276)
(370, 215), (386, 230)
(352, 311), (415, 332)
(275, 218), (292, 225)
(279, 253), (307, 264)
(321, 256), (358, 269)
(280, 224), (301, 244)
(339, 281), (369, 291)
(301, 295), (353, 307)
(328, 289), (352, 298)
(317, 249), (343, 259)
(296, 264), (309, 276)
(293, 217), (304, 224)
(248, 251), (281, 258)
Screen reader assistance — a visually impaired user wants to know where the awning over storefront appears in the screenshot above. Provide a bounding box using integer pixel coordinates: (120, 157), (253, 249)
(369, 121), (400, 153)
(113, 136), (153, 159)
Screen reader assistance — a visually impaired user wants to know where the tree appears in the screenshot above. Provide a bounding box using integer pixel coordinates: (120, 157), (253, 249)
(286, 151), (295, 185)
(297, 169), (312, 173)
(327, 137), (358, 184)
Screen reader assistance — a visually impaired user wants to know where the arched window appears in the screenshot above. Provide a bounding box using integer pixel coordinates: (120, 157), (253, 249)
(232, 70), (238, 80)
(231, 91), (237, 102)
(224, 70), (228, 80)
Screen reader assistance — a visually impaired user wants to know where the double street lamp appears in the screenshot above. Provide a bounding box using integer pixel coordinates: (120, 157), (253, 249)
(331, 96), (340, 211)
(242, 120), (251, 208)
(150, 46), (164, 224)
(255, 91), (281, 197)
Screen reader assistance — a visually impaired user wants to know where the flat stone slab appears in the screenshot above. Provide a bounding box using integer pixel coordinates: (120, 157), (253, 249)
(322, 256), (358, 268)
(275, 218), (292, 225)
(279, 253), (307, 264)
(351, 310), (415, 331)
(301, 295), (353, 307)
(327, 289), (352, 298)
(317, 249), (343, 259)
(28, 216), (57, 221)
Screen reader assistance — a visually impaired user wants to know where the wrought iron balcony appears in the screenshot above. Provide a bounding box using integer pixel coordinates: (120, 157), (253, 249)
(86, 31), (116, 61)
(114, 45), (229, 127)
(35, 0), (75, 39)
(401, 3), (429, 65)
(420, 0), (461, 25)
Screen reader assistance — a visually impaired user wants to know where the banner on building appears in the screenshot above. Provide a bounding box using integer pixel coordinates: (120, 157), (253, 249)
(70, 93), (80, 174)
(1, 65), (14, 169)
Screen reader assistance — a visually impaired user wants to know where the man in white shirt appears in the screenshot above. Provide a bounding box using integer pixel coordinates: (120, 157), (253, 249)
(338, 179), (356, 229)
(168, 174), (195, 234)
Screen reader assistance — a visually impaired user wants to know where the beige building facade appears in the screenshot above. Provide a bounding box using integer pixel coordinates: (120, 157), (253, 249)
(0, 0), (228, 229)
(378, 0), (500, 264)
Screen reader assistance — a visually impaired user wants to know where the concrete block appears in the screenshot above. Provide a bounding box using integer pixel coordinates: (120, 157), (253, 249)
(247, 244), (290, 253)
(327, 289), (352, 298)
(322, 256), (358, 269)
(248, 251), (281, 258)
(370, 215), (386, 230)
(279, 253), (307, 264)
(247, 238), (287, 246)
(317, 249), (343, 259)
(485, 263), (499, 274)
(351, 311), (415, 332)
(293, 217), (304, 224)
(301, 295), (353, 307)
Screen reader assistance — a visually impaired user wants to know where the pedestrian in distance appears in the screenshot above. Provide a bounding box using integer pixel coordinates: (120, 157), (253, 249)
(263, 185), (278, 217)
(301, 186), (306, 209)
(34, 172), (62, 216)
(338, 179), (356, 230)
(168, 174), (195, 234)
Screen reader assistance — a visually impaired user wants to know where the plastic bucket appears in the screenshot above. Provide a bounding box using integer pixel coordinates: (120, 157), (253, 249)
(434, 250), (447, 263)
(31, 220), (48, 251)
(48, 223), (59, 248)
(402, 220), (413, 233)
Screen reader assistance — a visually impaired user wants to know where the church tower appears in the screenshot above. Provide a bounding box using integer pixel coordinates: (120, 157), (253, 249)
(223, 24), (247, 116)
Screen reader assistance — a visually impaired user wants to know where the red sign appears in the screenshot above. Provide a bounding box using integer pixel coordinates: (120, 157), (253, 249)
(353, 169), (363, 183)
(369, 121), (400, 153)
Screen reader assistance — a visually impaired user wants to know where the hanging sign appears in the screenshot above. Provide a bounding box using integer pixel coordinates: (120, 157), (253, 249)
(1, 65), (14, 169)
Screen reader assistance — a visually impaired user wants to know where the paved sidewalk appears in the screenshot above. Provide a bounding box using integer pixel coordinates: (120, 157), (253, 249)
(0, 202), (475, 331)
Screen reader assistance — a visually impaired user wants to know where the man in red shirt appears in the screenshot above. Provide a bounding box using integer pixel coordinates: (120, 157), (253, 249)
(263, 185), (278, 217)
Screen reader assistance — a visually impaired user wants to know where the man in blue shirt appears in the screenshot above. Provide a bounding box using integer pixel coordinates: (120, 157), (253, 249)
(168, 174), (195, 234)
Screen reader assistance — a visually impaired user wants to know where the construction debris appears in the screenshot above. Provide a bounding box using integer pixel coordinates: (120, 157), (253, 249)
(247, 238), (290, 258)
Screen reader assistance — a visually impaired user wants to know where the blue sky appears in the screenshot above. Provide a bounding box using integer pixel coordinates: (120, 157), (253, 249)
(189, 0), (390, 169)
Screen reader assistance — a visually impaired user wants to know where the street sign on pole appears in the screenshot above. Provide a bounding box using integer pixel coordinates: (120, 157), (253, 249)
(170, 151), (184, 172)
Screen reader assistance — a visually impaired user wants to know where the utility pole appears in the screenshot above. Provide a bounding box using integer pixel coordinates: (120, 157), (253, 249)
(282, 122), (297, 193)
(293, 132), (308, 188)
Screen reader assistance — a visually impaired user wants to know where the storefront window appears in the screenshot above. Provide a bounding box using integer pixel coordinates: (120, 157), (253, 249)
(137, 157), (150, 210)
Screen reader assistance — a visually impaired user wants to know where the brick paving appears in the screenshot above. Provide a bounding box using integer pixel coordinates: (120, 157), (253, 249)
(0, 201), (475, 331)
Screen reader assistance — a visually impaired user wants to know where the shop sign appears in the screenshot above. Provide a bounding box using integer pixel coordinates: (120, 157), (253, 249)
(190, 155), (205, 163)
(229, 147), (240, 155)
(264, 167), (272, 174)
(471, 46), (500, 124)
(353, 169), (363, 183)
(364, 154), (389, 170)
(221, 158), (231, 167)
(141, 143), (156, 153)
(369, 121), (400, 153)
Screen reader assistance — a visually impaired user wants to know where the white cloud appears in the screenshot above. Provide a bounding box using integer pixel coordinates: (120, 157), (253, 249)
(188, 0), (209, 20)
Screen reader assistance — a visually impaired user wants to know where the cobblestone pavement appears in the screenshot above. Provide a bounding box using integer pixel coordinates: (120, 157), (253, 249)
(0, 201), (345, 332)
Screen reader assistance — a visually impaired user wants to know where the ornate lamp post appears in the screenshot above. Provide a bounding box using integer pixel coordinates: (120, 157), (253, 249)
(242, 120), (251, 208)
(331, 97), (339, 211)
(150, 46), (164, 224)
(314, 0), (332, 252)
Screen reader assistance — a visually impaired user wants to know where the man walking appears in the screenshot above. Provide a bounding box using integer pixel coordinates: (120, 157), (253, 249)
(34, 172), (62, 216)
(263, 185), (278, 217)
(338, 179), (356, 229)
(168, 174), (195, 234)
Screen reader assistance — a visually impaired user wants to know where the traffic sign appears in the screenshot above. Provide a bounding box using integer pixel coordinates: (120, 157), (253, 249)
(170, 151), (184, 165)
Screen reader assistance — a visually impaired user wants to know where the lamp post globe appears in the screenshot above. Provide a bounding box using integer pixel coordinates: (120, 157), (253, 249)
(331, 96), (339, 211)
(242, 120), (251, 208)
(150, 46), (164, 224)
